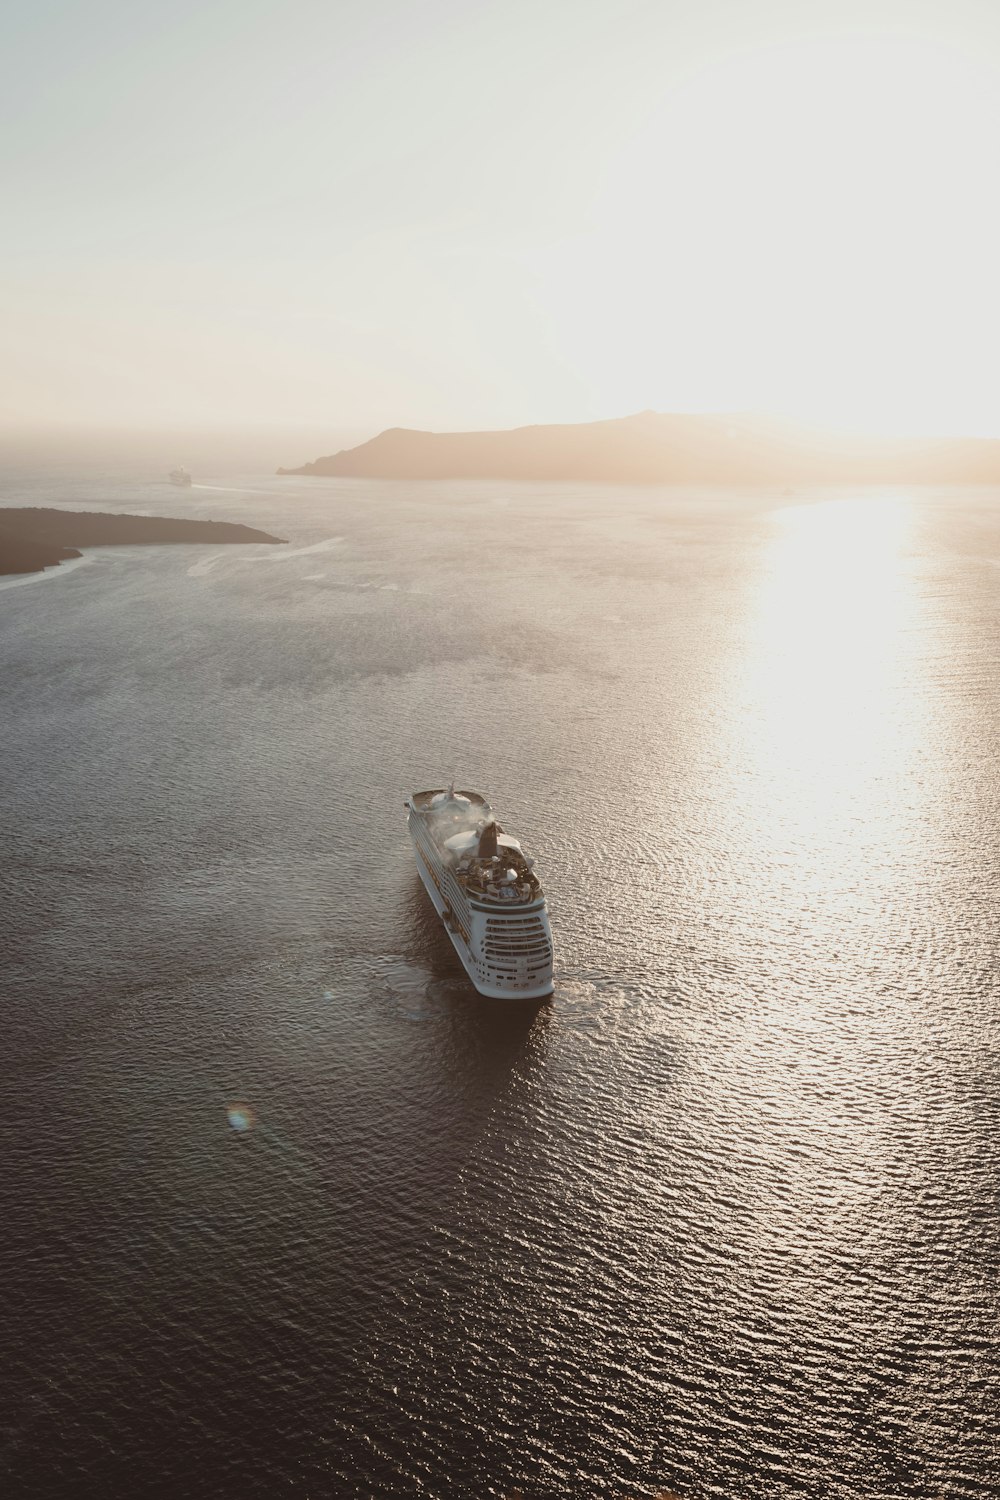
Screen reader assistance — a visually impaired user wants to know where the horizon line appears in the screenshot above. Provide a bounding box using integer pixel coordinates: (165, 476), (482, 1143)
(5, 410), (1000, 444)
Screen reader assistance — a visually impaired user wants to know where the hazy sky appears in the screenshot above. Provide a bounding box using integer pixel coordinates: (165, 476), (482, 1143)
(4, 0), (1000, 435)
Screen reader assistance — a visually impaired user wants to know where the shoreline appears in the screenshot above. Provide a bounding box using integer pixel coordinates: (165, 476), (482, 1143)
(0, 506), (287, 581)
(0, 552), (96, 593)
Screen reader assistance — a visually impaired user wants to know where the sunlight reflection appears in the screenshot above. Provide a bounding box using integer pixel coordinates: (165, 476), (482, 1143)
(739, 495), (923, 854)
(683, 496), (940, 1306)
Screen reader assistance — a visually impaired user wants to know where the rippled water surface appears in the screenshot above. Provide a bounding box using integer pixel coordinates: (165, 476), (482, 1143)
(2, 452), (999, 1498)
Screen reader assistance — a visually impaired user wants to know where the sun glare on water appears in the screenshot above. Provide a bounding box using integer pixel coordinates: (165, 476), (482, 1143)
(740, 494), (923, 851)
(707, 489), (935, 990)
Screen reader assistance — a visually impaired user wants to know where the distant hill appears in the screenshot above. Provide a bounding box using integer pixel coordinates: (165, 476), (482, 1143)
(278, 411), (1000, 484)
(0, 508), (286, 577)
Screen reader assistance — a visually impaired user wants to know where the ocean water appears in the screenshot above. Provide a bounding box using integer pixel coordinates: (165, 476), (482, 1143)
(1, 447), (998, 1499)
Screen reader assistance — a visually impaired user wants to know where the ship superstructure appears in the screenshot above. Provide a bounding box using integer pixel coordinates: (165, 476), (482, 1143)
(406, 786), (553, 999)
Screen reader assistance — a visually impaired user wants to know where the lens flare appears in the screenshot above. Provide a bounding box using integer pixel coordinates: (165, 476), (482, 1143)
(226, 1102), (256, 1133)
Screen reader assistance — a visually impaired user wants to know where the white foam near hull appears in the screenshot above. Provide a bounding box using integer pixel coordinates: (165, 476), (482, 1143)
(410, 832), (554, 1001)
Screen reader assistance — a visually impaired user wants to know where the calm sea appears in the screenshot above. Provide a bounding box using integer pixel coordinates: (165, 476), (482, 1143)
(2, 441), (998, 1498)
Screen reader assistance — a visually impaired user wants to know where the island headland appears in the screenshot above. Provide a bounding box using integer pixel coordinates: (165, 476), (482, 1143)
(0, 508), (287, 577)
(278, 410), (1000, 485)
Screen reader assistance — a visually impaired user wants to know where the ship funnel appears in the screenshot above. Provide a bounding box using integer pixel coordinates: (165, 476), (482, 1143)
(477, 819), (498, 859)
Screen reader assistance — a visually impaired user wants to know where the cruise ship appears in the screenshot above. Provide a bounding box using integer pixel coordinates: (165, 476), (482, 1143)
(406, 786), (554, 999)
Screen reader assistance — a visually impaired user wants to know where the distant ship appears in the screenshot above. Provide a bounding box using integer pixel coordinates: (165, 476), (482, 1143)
(406, 786), (554, 999)
(168, 468), (192, 486)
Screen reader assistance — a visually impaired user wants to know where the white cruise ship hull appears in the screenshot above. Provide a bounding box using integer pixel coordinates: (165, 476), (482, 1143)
(407, 795), (554, 1001)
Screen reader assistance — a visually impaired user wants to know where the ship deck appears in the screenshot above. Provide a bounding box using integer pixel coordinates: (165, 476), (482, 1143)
(408, 790), (543, 909)
(410, 788), (490, 813)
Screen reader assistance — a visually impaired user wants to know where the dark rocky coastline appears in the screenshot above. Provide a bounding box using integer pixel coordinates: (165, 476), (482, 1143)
(0, 508), (287, 577)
